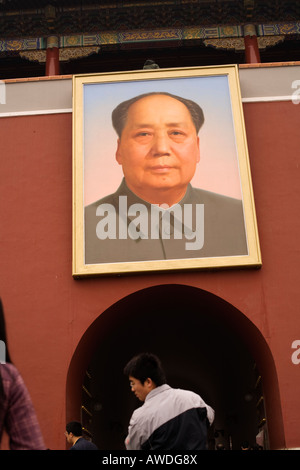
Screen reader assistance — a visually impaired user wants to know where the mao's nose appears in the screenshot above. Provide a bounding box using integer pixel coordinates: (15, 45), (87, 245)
(151, 132), (171, 156)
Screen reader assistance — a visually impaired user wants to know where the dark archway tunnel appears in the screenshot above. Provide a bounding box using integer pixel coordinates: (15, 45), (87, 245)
(67, 284), (285, 450)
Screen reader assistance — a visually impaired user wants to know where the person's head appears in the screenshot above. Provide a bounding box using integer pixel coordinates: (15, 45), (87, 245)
(112, 92), (204, 206)
(241, 440), (250, 450)
(216, 443), (226, 450)
(124, 352), (166, 402)
(65, 421), (82, 445)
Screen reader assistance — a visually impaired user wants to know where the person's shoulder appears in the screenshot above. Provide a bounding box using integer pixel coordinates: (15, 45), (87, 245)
(173, 387), (198, 398)
(85, 193), (117, 211)
(81, 440), (98, 450)
(71, 438), (98, 450)
(173, 387), (205, 405)
(191, 187), (242, 206)
(0, 363), (25, 395)
(85, 179), (126, 212)
(129, 403), (147, 425)
(0, 362), (20, 380)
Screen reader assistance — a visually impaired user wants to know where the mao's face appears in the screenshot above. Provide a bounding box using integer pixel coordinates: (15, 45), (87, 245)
(115, 94), (200, 206)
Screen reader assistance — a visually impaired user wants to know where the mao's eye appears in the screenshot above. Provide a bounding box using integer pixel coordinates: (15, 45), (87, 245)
(169, 130), (187, 141)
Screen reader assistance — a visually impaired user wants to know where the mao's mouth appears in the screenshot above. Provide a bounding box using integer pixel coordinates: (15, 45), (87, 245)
(149, 165), (174, 172)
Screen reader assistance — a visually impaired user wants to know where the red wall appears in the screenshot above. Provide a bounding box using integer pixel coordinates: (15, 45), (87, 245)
(0, 98), (299, 449)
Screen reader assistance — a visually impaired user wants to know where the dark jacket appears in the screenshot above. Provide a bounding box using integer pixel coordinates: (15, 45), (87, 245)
(70, 437), (98, 450)
(125, 384), (214, 450)
(84, 178), (247, 264)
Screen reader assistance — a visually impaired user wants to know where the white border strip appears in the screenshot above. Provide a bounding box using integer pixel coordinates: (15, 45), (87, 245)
(0, 95), (297, 118)
(242, 95), (295, 103)
(0, 108), (72, 118)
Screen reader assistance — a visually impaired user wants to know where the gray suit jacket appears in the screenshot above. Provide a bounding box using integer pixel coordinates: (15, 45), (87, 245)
(84, 178), (247, 264)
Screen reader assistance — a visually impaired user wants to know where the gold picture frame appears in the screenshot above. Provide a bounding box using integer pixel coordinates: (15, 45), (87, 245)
(72, 65), (261, 276)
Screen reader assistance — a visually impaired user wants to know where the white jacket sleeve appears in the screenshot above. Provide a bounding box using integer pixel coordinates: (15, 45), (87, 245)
(125, 412), (143, 450)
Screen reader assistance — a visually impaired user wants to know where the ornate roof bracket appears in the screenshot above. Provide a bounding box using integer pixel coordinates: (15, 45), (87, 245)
(19, 46), (100, 63)
(1, 22), (298, 63)
(204, 36), (285, 52)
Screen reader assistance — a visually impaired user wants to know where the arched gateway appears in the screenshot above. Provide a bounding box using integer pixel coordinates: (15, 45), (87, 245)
(66, 284), (285, 450)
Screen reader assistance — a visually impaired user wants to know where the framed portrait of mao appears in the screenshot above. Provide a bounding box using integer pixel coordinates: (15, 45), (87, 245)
(72, 65), (261, 276)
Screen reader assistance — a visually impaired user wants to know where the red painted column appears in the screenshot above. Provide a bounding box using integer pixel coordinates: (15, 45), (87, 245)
(244, 24), (261, 64)
(46, 36), (60, 76)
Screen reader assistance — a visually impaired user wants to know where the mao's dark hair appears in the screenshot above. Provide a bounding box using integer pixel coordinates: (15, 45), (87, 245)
(112, 92), (204, 138)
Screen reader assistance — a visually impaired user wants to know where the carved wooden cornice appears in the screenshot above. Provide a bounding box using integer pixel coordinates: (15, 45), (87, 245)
(0, 21), (297, 64)
(19, 46), (100, 63)
(1, 22), (299, 54)
(204, 35), (285, 51)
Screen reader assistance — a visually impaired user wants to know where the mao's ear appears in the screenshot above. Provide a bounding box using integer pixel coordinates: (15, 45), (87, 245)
(115, 139), (122, 165)
(196, 136), (200, 163)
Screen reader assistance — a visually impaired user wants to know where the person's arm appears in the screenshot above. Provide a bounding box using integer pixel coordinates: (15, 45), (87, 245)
(197, 393), (214, 426)
(205, 404), (215, 426)
(4, 366), (46, 450)
(125, 413), (143, 450)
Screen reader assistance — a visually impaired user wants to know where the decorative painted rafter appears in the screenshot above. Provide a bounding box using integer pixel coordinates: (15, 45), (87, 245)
(0, 22), (299, 55)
